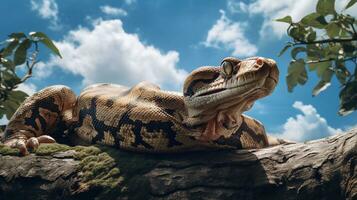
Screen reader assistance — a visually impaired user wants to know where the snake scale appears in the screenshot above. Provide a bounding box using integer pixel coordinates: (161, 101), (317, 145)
(2, 57), (288, 155)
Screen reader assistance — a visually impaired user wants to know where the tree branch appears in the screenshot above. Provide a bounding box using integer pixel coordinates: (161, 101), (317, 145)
(0, 129), (356, 199)
(306, 56), (357, 64)
(19, 42), (39, 84)
(294, 37), (357, 45)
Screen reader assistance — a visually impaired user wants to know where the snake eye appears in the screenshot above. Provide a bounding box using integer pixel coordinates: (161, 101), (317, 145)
(221, 61), (233, 77)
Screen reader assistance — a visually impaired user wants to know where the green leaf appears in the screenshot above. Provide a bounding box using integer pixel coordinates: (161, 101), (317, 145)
(339, 80), (357, 115)
(306, 44), (322, 60)
(2, 70), (21, 88)
(335, 68), (347, 84)
(345, 0), (357, 10)
(309, 61), (334, 82)
(30, 32), (62, 58)
(321, 67), (334, 82)
(326, 43), (342, 58)
(2, 99), (20, 119)
(316, 0), (336, 15)
(308, 61), (331, 77)
(8, 32), (26, 40)
(1, 59), (15, 70)
(2, 39), (19, 57)
(289, 26), (306, 41)
(278, 43), (293, 56)
(312, 80), (331, 96)
(276, 16), (292, 24)
(342, 43), (355, 55)
(8, 90), (28, 103)
(316, 62), (331, 77)
(301, 13), (328, 28)
(291, 47), (306, 59)
(306, 30), (317, 41)
(13, 39), (32, 66)
(2, 70), (19, 80)
(289, 27), (300, 39)
(325, 22), (341, 38)
(286, 59), (308, 92)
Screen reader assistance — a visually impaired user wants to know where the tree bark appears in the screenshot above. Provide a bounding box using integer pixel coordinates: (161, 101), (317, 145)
(0, 129), (356, 200)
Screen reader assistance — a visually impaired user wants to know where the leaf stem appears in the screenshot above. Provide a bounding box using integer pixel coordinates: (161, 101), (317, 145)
(21, 42), (39, 84)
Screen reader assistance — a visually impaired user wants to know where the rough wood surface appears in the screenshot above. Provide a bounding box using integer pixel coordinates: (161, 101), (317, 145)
(0, 129), (356, 200)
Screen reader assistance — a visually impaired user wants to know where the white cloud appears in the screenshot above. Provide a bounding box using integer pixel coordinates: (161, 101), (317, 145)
(100, 5), (128, 17)
(41, 19), (187, 90)
(231, 0), (357, 38)
(0, 116), (8, 125)
(227, 0), (248, 13)
(16, 83), (37, 96)
(249, 102), (267, 115)
(345, 124), (357, 131)
(30, 0), (61, 30)
(204, 10), (258, 57)
(124, 0), (136, 5)
(271, 101), (342, 142)
(33, 62), (52, 79)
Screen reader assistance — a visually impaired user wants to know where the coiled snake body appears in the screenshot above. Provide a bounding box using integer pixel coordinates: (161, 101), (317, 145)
(2, 57), (286, 155)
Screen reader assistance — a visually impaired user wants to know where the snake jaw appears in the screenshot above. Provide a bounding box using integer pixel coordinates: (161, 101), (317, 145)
(195, 101), (247, 142)
(196, 111), (244, 142)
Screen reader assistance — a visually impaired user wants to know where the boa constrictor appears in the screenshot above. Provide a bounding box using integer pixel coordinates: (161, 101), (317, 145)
(2, 57), (288, 155)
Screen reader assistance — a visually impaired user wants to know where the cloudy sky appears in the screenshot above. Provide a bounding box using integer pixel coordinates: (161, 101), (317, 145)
(1, 0), (356, 141)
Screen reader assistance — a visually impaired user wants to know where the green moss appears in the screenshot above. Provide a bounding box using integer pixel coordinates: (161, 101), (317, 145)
(36, 144), (122, 196)
(0, 144), (20, 156)
(69, 145), (125, 198)
(0, 143), (73, 156)
(0, 142), (163, 199)
(73, 145), (102, 159)
(34, 143), (72, 156)
(96, 145), (158, 176)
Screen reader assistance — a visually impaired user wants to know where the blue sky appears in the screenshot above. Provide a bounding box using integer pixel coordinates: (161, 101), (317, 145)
(1, 0), (356, 141)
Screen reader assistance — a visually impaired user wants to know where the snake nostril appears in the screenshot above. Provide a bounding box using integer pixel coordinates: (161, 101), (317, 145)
(256, 58), (264, 67)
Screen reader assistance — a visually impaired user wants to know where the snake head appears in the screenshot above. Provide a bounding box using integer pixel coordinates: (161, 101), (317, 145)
(183, 57), (279, 130)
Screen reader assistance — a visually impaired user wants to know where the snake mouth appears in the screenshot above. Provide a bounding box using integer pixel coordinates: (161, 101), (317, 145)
(192, 78), (258, 98)
(196, 88), (226, 97)
(190, 79), (258, 102)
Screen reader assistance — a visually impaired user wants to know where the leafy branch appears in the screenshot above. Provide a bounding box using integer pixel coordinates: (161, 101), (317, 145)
(306, 56), (357, 64)
(0, 32), (61, 120)
(294, 37), (357, 45)
(277, 0), (357, 116)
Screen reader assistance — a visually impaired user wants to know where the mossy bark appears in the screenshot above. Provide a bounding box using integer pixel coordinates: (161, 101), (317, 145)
(0, 129), (356, 200)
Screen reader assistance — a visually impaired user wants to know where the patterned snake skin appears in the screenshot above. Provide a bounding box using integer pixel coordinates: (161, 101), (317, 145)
(2, 57), (286, 155)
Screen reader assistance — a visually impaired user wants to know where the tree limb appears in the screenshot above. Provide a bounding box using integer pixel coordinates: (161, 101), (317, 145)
(0, 129), (356, 200)
(294, 37), (357, 45)
(306, 56), (357, 64)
